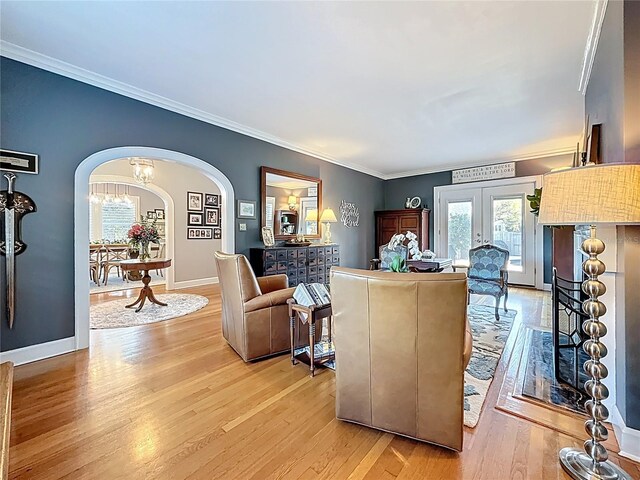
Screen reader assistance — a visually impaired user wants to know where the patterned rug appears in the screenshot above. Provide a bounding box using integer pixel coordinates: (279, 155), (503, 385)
(464, 304), (517, 428)
(90, 294), (208, 329)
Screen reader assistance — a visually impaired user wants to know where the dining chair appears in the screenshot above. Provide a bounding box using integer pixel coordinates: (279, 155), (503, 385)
(155, 243), (166, 277)
(102, 244), (129, 285)
(89, 244), (102, 285)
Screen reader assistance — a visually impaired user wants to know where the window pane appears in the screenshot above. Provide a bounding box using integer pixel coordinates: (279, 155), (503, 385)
(492, 197), (523, 271)
(102, 202), (136, 242)
(448, 201), (472, 261)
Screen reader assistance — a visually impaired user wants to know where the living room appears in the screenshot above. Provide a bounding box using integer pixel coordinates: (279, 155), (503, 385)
(1, 1), (639, 479)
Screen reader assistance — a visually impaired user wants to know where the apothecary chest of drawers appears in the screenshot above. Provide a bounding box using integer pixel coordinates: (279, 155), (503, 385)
(250, 245), (340, 287)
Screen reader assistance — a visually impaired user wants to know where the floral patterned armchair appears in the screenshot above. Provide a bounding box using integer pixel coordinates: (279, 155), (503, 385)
(465, 244), (510, 320)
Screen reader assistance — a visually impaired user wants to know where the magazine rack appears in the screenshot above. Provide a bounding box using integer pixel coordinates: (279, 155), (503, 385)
(287, 299), (334, 377)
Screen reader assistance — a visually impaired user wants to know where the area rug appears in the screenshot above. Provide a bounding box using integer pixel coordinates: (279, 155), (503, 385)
(90, 294), (208, 329)
(520, 329), (587, 414)
(464, 304), (517, 428)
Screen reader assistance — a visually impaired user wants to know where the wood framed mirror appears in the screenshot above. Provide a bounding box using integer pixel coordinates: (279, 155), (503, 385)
(261, 166), (322, 240)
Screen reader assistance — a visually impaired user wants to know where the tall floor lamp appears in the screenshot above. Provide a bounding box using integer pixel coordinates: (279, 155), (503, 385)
(538, 163), (640, 480)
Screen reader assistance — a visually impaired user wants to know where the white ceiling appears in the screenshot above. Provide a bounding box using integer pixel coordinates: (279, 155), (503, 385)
(0, 1), (595, 179)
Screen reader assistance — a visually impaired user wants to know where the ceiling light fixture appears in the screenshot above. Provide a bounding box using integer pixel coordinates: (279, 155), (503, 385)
(130, 157), (155, 185)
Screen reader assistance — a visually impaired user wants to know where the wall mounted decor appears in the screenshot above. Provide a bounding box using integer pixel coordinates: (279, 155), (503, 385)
(187, 191), (203, 211)
(213, 228), (222, 240)
(147, 211), (157, 220)
(339, 200), (360, 227)
(205, 207), (220, 226)
(0, 149), (39, 174)
(237, 199), (256, 219)
(452, 162), (515, 184)
(154, 209), (165, 220)
(187, 227), (212, 239)
(205, 193), (219, 207)
(188, 212), (203, 226)
(1, 173), (37, 328)
(587, 123), (602, 165)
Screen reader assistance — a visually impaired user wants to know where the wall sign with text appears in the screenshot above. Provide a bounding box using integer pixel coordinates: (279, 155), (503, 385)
(452, 162), (515, 184)
(340, 199), (360, 227)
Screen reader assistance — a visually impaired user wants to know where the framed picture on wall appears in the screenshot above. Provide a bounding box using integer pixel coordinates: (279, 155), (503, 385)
(213, 228), (222, 239)
(205, 193), (219, 207)
(237, 199), (256, 219)
(188, 212), (203, 226)
(187, 227), (212, 239)
(147, 211), (157, 220)
(155, 208), (165, 220)
(204, 207), (220, 226)
(187, 191), (203, 211)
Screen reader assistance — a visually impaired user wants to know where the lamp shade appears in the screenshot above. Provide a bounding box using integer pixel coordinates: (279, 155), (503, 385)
(538, 164), (640, 226)
(305, 209), (318, 222)
(320, 208), (338, 223)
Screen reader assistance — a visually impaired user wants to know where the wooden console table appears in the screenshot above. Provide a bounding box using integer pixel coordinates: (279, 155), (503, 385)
(120, 258), (172, 313)
(287, 299), (334, 377)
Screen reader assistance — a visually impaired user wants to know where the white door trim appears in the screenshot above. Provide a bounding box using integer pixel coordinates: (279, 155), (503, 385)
(434, 175), (544, 289)
(75, 146), (235, 351)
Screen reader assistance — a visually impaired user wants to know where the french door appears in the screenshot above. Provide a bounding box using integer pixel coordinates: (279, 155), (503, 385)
(436, 178), (539, 286)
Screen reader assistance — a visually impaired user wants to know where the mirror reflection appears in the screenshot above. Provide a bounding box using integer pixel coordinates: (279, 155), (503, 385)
(262, 168), (321, 238)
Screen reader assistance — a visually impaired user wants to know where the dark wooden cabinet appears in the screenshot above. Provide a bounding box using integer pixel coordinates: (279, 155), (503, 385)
(375, 209), (430, 253)
(250, 245), (340, 287)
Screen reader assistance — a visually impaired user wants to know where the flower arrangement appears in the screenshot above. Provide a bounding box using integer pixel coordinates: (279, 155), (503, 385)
(388, 231), (436, 261)
(127, 217), (160, 260)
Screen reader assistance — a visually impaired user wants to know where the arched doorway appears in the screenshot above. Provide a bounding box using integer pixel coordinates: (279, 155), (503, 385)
(75, 147), (235, 350)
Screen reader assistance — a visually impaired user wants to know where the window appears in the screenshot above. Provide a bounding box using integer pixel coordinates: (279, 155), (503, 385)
(90, 197), (139, 242)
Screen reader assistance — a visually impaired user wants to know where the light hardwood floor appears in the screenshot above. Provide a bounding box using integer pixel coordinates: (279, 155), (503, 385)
(8, 285), (640, 479)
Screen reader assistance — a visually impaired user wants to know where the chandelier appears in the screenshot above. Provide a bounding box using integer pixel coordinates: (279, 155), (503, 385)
(130, 157), (155, 185)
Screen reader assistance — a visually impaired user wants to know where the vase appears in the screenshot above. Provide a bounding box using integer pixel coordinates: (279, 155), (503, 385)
(140, 242), (151, 261)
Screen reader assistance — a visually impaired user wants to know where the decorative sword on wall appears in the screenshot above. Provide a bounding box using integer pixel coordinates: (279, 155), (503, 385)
(0, 173), (37, 328)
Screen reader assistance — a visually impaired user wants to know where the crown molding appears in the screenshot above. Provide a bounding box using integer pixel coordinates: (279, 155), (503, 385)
(382, 147), (576, 180)
(578, 0), (608, 95)
(0, 41), (386, 179)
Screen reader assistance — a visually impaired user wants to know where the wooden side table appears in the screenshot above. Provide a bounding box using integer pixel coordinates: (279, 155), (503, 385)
(287, 299), (334, 377)
(120, 258), (172, 312)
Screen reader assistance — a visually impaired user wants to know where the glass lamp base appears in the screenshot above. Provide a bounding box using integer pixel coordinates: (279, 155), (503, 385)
(560, 448), (633, 480)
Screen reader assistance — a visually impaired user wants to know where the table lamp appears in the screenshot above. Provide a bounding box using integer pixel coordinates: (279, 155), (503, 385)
(320, 208), (337, 244)
(538, 163), (640, 480)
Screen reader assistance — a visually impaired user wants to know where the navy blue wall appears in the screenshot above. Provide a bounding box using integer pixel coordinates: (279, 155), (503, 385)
(0, 57), (384, 352)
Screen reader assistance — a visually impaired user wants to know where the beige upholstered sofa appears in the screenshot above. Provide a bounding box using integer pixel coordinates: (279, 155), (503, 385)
(214, 252), (298, 362)
(330, 267), (472, 452)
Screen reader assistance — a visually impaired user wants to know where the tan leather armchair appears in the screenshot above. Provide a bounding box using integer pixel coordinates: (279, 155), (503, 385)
(214, 251), (297, 362)
(330, 267), (472, 452)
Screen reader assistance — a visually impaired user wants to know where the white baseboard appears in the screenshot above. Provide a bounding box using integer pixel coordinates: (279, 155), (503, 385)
(0, 337), (77, 366)
(543, 283), (552, 291)
(611, 405), (640, 462)
(171, 276), (219, 290)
